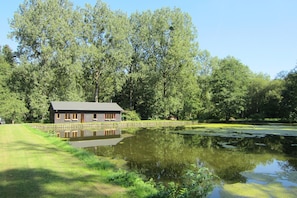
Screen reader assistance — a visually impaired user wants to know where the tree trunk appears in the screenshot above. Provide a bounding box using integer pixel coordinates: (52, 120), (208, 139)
(94, 71), (100, 103)
(95, 81), (99, 103)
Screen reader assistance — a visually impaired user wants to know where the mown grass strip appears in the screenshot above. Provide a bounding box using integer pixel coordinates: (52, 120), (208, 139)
(0, 124), (130, 198)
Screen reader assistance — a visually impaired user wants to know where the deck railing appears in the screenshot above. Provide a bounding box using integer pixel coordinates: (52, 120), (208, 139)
(30, 120), (194, 132)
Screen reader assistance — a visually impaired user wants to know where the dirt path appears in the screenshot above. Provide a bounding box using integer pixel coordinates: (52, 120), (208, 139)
(0, 124), (126, 198)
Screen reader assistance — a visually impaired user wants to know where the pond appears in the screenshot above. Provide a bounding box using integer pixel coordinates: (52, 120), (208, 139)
(68, 125), (297, 197)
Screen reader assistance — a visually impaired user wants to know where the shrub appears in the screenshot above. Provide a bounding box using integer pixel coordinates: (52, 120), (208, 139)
(250, 113), (265, 121)
(108, 170), (140, 187)
(122, 110), (141, 121)
(151, 165), (217, 198)
(107, 170), (157, 197)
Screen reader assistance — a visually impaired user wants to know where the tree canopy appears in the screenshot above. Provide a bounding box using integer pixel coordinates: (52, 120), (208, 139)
(1, 0), (296, 123)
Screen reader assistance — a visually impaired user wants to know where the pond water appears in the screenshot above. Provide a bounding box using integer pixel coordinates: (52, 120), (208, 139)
(68, 125), (297, 197)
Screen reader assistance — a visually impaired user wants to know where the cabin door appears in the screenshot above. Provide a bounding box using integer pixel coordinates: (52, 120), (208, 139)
(81, 113), (84, 123)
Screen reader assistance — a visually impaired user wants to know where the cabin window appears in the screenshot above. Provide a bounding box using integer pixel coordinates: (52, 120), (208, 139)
(104, 129), (116, 136)
(93, 114), (97, 120)
(64, 131), (70, 138)
(72, 113), (78, 120)
(105, 113), (116, 120)
(65, 113), (71, 120)
(56, 113), (60, 119)
(72, 131), (78, 138)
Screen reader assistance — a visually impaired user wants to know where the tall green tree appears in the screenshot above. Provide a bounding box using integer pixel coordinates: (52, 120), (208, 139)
(118, 8), (200, 119)
(8, 60), (49, 121)
(196, 50), (219, 119)
(9, 0), (84, 101)
(118, 11), (153, 113)
(210, 56), (251, 121)
(281, 67), (297, 121)
(262, 79), (283, 118)
(81, 0), (132, 102)
(9, 0), (85, 121)
(245, 73), (270, 119)
(0, 51), (28, 123)
(150, 8), (199, 119)
(245, 73), (283, 119)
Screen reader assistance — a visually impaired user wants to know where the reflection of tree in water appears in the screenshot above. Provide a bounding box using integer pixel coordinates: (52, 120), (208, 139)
(186, 133), (297, 183)
(113, 129), (192, 182)
(278, 159), (297, 172)
(188, 133), (297, 156)
(85, 128), (297, 184)
(85, 146), (115, 157)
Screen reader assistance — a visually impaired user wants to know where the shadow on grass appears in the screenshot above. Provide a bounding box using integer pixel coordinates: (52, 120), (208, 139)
(0, 168), (118, 198)
(11, 140), (61, 153)
(11, 139), (116, 171)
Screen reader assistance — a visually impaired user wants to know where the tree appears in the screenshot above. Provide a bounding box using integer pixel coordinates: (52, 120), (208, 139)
(8, 0), (86, 121)
(262, 79), (283, 118)
(149, 8), (199, 119)
(0, 53), (10, 88)
(281, 67), (297, 121)
(117, 11), (151, 112)
(81, 0), (132, 102)
(196, 50), (219, 119)
(245, 73), (270, 119)
(9, 0), (84, 102)
(245, 73), (284, 120)
(117, 8), (200, 119)
(0, 52), (28, 123)
(210, 56), (251, 121)
(0, 91), (28, 124)
(1, 45), (15, 66)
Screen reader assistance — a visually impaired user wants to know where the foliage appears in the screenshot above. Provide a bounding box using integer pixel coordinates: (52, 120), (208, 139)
(0, 49), (28, 123)
(80, 1), (132, 102)
(107, 170), (157, 197)
(122, 110), (141, 121)
(196, 50), (219, 119)
(116, 7), (199, 120)
(151, 165), (217, 198)
(1, 45), (14, 66)
(2, 0), (296, 122)
(210, 56), (251, 121)
(107, 165), (216, 198)
(245, 73), (270, 118)
(0, 91), (28, 124)
(280, 67), (297, 122)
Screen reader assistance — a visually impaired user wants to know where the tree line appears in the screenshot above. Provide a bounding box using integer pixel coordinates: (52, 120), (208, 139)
(0, 0), (296, 123)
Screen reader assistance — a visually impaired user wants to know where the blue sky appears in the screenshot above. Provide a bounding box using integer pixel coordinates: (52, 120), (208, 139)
(1, 0), (297, 78)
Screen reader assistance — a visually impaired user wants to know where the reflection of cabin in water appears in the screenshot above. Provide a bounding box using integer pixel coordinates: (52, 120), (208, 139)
(49, 101), (123, 123)
(56, 129), (123, 148)
(56, 129), (121, 141)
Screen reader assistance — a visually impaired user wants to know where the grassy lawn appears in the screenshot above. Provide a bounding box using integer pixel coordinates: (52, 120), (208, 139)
(0, 124), (127, 198)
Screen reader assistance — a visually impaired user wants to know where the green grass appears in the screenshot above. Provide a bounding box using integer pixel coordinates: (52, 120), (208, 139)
(0, 124), (156, 198)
